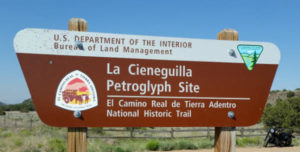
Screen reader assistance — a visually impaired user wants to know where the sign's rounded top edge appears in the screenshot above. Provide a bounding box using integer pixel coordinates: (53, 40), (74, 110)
(13, 28), (281, 65)
(15, 28), (279, 45)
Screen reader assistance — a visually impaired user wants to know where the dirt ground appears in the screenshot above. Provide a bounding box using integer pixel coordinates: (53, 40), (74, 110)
(167, 146), (300, 152)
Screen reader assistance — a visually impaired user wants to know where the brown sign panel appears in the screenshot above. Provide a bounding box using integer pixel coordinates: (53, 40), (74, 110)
(14, 29), (280, 127)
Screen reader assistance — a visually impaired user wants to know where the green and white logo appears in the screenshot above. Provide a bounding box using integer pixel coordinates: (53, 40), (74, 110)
(237, 45), (263, 71)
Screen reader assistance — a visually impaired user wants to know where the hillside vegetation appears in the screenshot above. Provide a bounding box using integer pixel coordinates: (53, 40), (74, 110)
(262, 89), (300, 130)
(267, 89), (300, 105)
(0, 99), (35, 115)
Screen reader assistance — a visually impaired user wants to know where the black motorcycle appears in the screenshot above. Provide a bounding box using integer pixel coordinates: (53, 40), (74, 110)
(264, 127), (294, 147)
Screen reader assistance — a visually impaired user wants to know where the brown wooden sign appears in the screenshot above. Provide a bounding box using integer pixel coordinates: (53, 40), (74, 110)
(14, 28), (280, 127)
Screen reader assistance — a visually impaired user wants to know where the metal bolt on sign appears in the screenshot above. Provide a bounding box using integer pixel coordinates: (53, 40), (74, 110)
(228, 111), (235, 119)
(228, 49), (236, 57)
(73, 111), (82, 118)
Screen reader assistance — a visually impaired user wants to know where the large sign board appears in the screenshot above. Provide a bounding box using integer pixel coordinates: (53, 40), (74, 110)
(14, 28), (280, 127)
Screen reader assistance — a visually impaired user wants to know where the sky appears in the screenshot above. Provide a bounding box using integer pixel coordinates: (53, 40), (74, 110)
(0, 0), (299, 104)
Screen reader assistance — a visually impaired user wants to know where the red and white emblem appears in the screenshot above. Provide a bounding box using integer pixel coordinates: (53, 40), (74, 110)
(55, 70), (98, 111)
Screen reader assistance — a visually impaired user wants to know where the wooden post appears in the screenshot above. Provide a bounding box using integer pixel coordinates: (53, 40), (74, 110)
(214, 29), (238, 152)
(67, 18), (87, 152)
(207, 127), (211, 140)
(240, 127), (244, 137)
(30, 115), (33, 130)
(3, 114), (6, 128)
(130, 128), (134, 138)
(170, 128), (175, 138)
(14, 118), (17, 128)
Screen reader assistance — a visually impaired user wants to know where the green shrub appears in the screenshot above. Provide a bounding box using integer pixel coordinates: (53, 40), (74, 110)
(287, 91), (295, 98)
(32, 149), (41, 152)
(262, 97), (300, 129)
(101, 145), (114, 152)
(236, 138), (246, 147)
(159, 141), (176, 151)
(23, 149), (40, 152)
(14, 138), (23, 147)
(0, 131), (13, 137)
(271, 90), (280, 93)
(0, 110), (5, 115)
(177, 140), (197, 150)
(20, 129), (33, 136)
(116, 139), (146, 152)
(236, 137), (261, 147)
(114, 147), (131, 152)
(146, 140), (159, 151)
(101, 145), (132, 152)
(87, 146), (99, 152)
(48, 138), (66, 152)
(0, 98), (35, 112)
(38, 143), (43, 148)
(293, 138), (300, 146)
(197, 139), (213, 149)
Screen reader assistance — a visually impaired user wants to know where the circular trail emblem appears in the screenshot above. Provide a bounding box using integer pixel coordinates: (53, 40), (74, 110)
(55, 70), (98, 111)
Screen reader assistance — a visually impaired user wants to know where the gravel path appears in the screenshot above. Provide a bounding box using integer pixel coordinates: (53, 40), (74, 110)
(165, 146), (300, 152)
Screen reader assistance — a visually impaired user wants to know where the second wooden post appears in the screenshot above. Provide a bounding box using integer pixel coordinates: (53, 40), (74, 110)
(214, 29), (239, 152)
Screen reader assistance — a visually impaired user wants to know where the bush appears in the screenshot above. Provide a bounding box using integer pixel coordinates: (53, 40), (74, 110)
(0, 98), (35, 112)
(0, 131), (13, 137)
(20, 129), (33, 136)
(159, 141), (176, 151)
(262, 97), (300, 129)
(287, 91), (295, 98)
(236, 137), (261, 147)
(101, 145), (114, 152)
(236, 138), (246, 147)
(32, 149), (41, 152)
(271, 90), (280, 93)
(293, 138), (300, 146)
(146, 140), (159, 151)
(14, 138), (23, 147)
(0, 110), (5, 115)
(23, 149), (41, 152)
(197, 139), (213, 149)
(114, 147), (131, 152)
(38, 143), (43, 148)
(48, 138), (66, 152)
(177, 140), (197, 150)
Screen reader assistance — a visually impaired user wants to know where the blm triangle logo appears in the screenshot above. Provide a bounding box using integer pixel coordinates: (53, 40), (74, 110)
(237, 45), (263, 71)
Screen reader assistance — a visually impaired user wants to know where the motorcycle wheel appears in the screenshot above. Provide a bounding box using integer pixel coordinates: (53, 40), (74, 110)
(264, 136), (270, 147)
(275, 138), (284, 147)
(285, 138), (292, 146)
